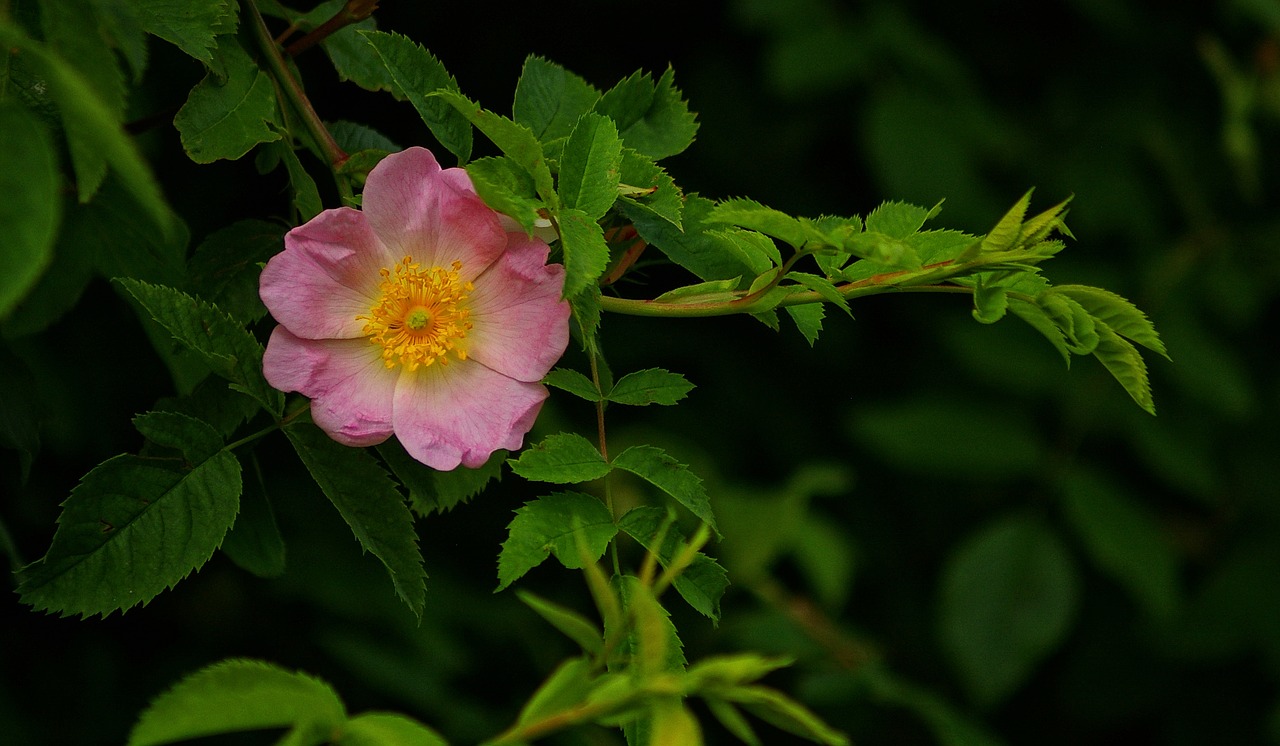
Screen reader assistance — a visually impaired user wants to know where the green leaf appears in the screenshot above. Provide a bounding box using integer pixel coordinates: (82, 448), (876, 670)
(41, 0), (127, 194)
(174, 37), (281, 163)
(508, 432), (611, 484)
(514, 657), (598, 729)
(377, 440), (503, 516)
(843, 231), (921, 268)
(622, 194), (757, 283)
(785, 303), (826, 346)
(608, 575), (687, 674)
(286, 423), (426, 620)
(0, 24), (173, 235)
(938, 515), (1080, 707)
(517, 590), (605, 657)
(864, 200), (935, 239)
(1038, 290), (1099, 354)
(186, 219), (286, 325)
(220, 452), (287, 579)
(619, 507), (729, 621)
(612, 445), (718, 536)
(514, 55), (601, 141)
(618, 147), (683, 229)
(608, 369), (694, 406)
(1091, 322), (1157, 414)
(653, 278), (741, 304)
(270, 141), (324, 221)
(497, 492), (618, 590)
(705, 699), (761, 746)
(560, 113), (623, 220)
(465, 156), (542, 235)
(115, 279), (283, 415)
(18, 452), (241, 618)
(0, 103), (59, 320)
(127, 659), (345, 746)
(718, 685), (849, 746)
(594, 67), (698, 160)
(711, 229), (781, 275)
(432, 89), (553, 200)
(1054, 285), (1167, 358)
(971, 278), (1009, 324)
(979, 190), (1033, 253)
(1059, 469), (1179, 619)
(544, 368), (601, 402)
(710, 198), (811, 248)
(132, 410), (224, 463)
(558, 207), (610, 298)
(1008, 298), (1071, 365)
(134, 0), (235, 63)
(786, 272), (851, 317)
(357, 30), (472, 162)
(338, 713), (448, 746)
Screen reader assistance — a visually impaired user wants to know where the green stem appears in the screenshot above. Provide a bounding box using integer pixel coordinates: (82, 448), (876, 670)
(243, 0), (348, 172)
(224, 399), (311, 452)
(586, 348), (623, 576)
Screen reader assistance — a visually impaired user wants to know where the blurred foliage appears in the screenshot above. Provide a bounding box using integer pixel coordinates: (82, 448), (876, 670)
(3, 0), (1280, 744)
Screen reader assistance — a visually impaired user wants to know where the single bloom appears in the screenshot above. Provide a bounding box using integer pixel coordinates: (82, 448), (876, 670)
(259, 147), (570, 470)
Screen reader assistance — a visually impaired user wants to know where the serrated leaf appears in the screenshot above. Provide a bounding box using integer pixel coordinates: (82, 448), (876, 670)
(648, 698), (704, 745)
(544, 368), (601, 402)
(134, 0), (235, 63)
(787, 272), (851, 317)
(1039, 290), (1099, 354)
(710, 198), (811, 249)
(594, 67), (698, 160)
(609, 575), (687, 674)
(466, 156), (542, 235)
(844, 231), (920, 268)
(979, 190), (1033, 253)
(619, 507), (728, 620)
(132, 410), (224, 463)
(710, 229), (781, 275)
(377, 440), (503, 516)
(174, 37), (281, 163)
(18, 452), (241, 618)
(618, 147), (683, 228)
(270, 141), (324, 221)
(339, 713), (448, 746)
(938, 515), (1080, 707)
(433, 89), (553, 200)
(357, 30), (472, 162)
(785, 303), (826, 346)
(509, 432), (610, 484)
(518, 591), (605, 657)
(864, 200), (932, 239)
(560, 113), (623, 220)
(608, 369), (694, 406)
(515, 56), (601, 141)
(127, 659), (345, 746)
(1059, 469), (1179, 619)
(622, 194), (757, 282)
(1018, 196), (1073, 244)
(115, 279), (283, 414)
(0, 103), (59, 320)
(558, 207), (610, 298)
(1054, 285), (1167, 358)
(1008, 298), (1071, 365)
(497, 492), (618, 590)
(1091, 322), (1157, 415)
(286, 423), (426, 620)
(612, 445), (718, 536)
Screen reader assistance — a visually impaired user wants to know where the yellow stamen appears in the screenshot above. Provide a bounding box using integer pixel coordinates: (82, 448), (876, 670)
(358, 256), (473, 370)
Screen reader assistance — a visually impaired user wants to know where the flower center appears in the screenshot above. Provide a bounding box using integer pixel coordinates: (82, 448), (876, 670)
(359, 256), (473, 371)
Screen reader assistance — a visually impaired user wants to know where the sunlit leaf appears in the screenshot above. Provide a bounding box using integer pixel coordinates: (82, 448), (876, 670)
(497, 492), (617, 590)
(612, 445), (718, 535)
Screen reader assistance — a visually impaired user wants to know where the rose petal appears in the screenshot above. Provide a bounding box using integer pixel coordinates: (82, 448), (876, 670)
(392, 359), (548, 470)
(263, 327), (397, 447)
(362, 147), (506, 279)
(260, 207), (394, 339)
(464, 234), (570, 382)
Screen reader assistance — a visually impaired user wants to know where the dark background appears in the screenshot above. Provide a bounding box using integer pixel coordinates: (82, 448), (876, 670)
(4, 0), (1280, 744)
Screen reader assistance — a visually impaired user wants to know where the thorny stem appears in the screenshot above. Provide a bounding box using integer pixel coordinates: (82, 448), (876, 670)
(243, 0), (349, 174)
(284, 0), (379, 57)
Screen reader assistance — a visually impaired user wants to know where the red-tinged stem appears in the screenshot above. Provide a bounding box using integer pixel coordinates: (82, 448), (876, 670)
(285, 0), (379, 57)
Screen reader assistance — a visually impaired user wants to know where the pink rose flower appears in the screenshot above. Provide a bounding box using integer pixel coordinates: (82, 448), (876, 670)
(259, 147), (570, 470)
